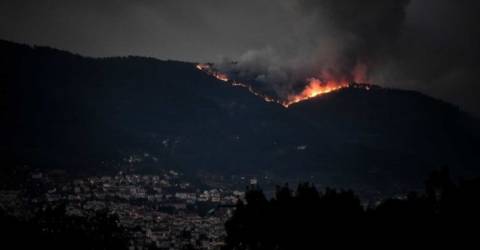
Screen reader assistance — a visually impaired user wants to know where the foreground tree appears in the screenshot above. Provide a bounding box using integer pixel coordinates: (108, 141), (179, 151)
(223, 170), (480, 249)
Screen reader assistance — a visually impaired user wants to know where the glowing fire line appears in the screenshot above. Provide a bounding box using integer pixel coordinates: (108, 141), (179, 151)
(283, 78), (349, 107)
(197, 63), (282, 105)
(196, 64), (356, 108)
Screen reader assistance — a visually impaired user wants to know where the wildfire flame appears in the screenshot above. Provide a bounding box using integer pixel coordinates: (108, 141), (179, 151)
(196, 63), (369, 108)
(196, 63), (281, 104)
(213, 72), (229, 82)
(196, 64), (208, 71)
(282, 78), (349, 107)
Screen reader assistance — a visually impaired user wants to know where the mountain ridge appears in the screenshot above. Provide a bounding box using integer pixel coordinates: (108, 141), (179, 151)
(1, 39), (479, 193)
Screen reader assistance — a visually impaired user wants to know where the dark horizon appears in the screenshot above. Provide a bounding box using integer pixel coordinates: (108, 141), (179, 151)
(1, 0), (479, 115)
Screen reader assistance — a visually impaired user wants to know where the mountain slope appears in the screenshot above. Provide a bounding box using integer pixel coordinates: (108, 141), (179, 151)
(0, 40), (306, 175)
(1, 39), (479, 192)
(287, 86), (479, 188)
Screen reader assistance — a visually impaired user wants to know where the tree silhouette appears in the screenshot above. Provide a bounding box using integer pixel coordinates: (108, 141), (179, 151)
(223, 169), (480, 249)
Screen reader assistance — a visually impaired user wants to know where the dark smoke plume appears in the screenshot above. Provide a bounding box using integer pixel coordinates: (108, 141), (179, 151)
(216, 0), (411, 100)
(1, 0), (479, 114)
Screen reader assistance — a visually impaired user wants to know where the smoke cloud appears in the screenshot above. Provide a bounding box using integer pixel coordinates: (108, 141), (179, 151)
(214, 0), (411, 99)
(372, 0), (480, 115)
(0, 0), (479, 114)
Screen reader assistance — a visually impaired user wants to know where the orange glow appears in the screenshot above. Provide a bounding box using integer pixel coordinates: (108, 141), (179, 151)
(282, 78), (349, 107)
(196, 63), (210, 71)
(196, 63), (229, 82)
(196, 63), (281, 104)
(213, 72), (229, 82)
(195, 63), (369, 108)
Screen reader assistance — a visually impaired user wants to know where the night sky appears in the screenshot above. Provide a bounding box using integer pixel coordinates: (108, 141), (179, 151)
(1, 0), (479, 115)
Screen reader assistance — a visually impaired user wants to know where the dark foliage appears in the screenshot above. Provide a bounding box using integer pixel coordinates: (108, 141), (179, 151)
(0, 205), (128, 250)
(223, 168), (480, 249)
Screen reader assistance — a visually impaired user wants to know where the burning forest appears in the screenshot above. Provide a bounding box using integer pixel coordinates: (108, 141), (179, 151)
(196, 63), (372, 107)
